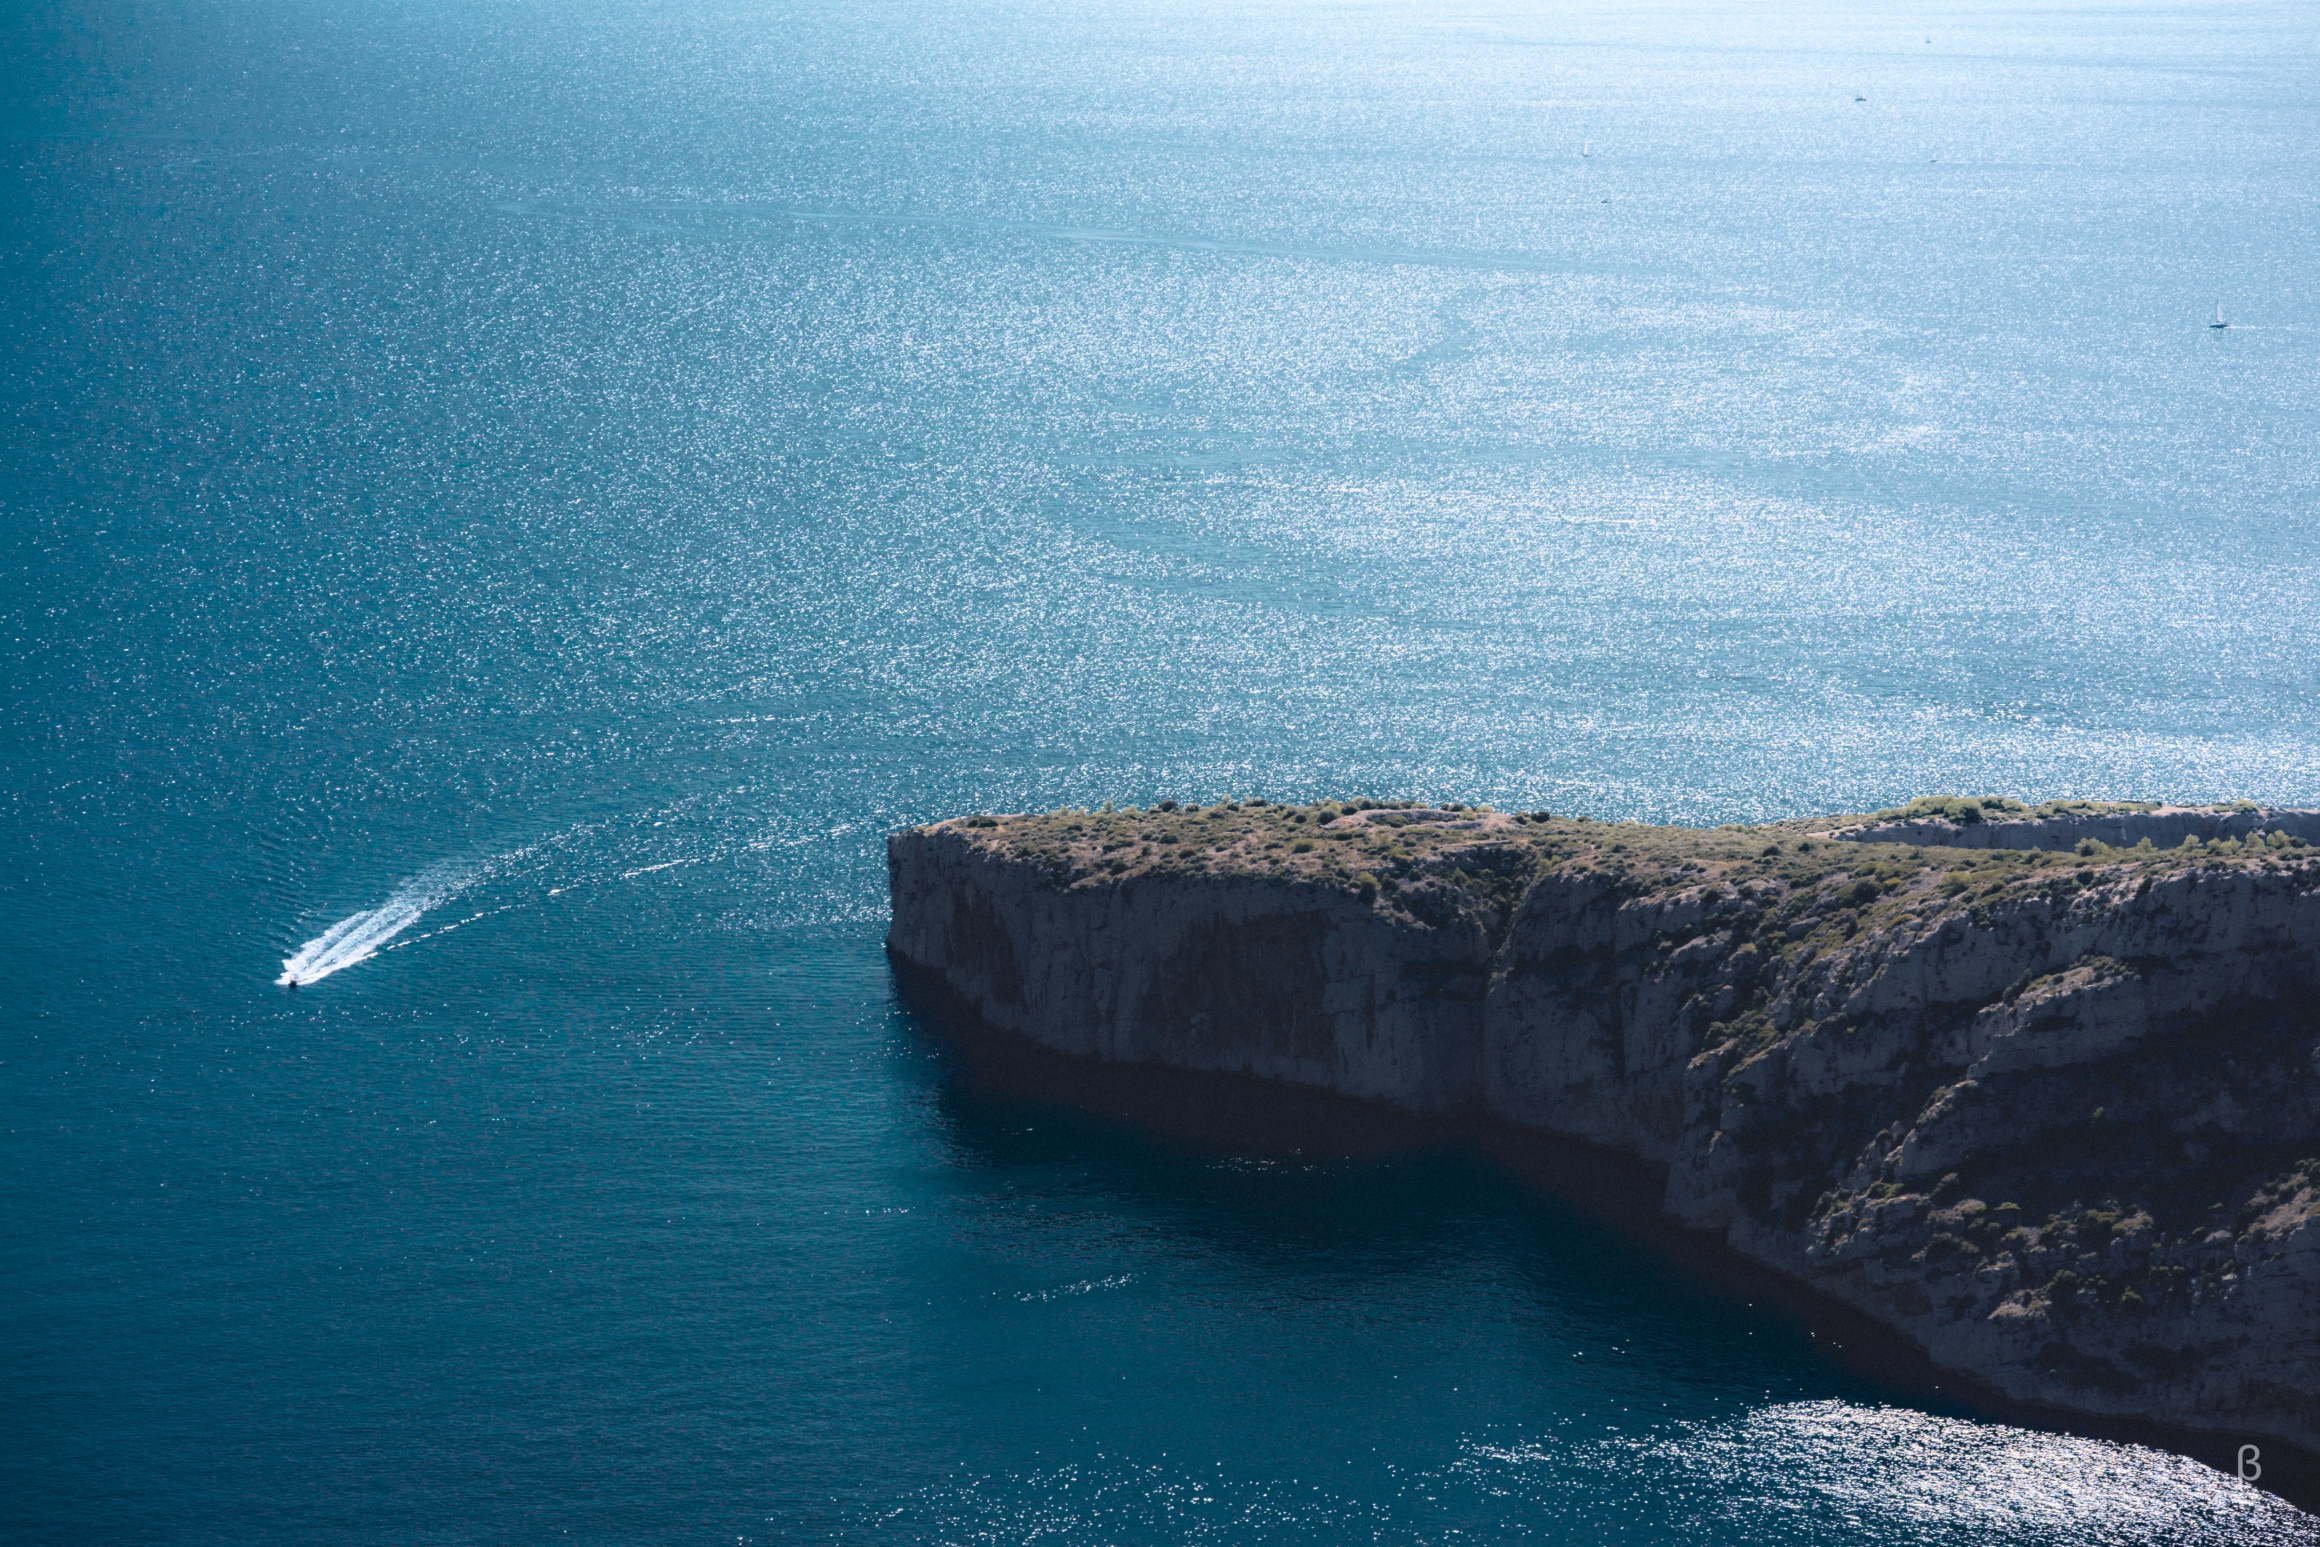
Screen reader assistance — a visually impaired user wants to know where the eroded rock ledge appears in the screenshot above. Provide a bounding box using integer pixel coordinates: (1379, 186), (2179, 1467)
(887, 797), (2320, 1451)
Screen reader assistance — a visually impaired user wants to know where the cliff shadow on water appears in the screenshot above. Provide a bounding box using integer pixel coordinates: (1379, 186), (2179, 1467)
(889, 956), (2320, 1514)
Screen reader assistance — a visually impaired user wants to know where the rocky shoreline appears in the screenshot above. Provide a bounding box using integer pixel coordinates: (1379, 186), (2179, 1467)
(887, 797), (2320, 1476)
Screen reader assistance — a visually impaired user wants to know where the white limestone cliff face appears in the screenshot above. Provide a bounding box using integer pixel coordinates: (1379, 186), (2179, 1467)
(1482, 871), (1748, 1157)
(887, 818), (2320, 1453)
(886, 826), (1491, 1110)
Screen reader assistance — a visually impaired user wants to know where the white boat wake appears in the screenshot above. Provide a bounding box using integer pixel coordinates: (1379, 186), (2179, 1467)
(273, 813), (722, 987)
(277, 864), (474, 986)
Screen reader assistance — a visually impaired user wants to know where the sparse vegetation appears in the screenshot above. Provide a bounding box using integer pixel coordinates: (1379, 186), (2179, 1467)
(917, 798), (2319, 948)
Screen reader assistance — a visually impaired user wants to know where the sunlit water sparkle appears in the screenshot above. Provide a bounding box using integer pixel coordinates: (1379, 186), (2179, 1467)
(893, 1404), (2318, 1545)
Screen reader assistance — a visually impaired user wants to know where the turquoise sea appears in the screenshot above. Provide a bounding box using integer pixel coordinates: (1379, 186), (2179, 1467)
(6, 0), (2320, 1540)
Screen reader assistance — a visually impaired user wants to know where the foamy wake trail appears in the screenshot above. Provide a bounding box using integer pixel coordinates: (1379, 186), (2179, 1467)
(278, 864), (473, 986)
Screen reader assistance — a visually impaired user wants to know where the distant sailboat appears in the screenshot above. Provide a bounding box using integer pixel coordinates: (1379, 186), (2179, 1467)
(2211, 303), (2229, 329)
(1582, 139), (1591, 158)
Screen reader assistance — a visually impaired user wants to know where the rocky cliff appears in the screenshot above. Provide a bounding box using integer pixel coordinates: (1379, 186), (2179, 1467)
(887, 797), (2320, 1454)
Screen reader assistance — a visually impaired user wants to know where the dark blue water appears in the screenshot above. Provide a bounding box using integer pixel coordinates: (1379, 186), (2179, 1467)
(7, 0), (2320, 1540)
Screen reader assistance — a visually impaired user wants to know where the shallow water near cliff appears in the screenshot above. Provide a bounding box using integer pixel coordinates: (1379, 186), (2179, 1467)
(7, 0), (2320, 1540)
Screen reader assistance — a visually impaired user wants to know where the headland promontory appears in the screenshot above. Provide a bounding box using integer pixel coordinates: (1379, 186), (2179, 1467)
(888, 796), (2320, 1458)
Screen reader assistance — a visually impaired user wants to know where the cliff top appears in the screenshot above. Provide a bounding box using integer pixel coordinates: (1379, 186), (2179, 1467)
(916, 797), (2319, 946)
(1839, 795), (2245, 827)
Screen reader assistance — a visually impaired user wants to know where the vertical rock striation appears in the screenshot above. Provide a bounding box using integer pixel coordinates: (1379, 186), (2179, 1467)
(886, 823), (1490, 1109)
